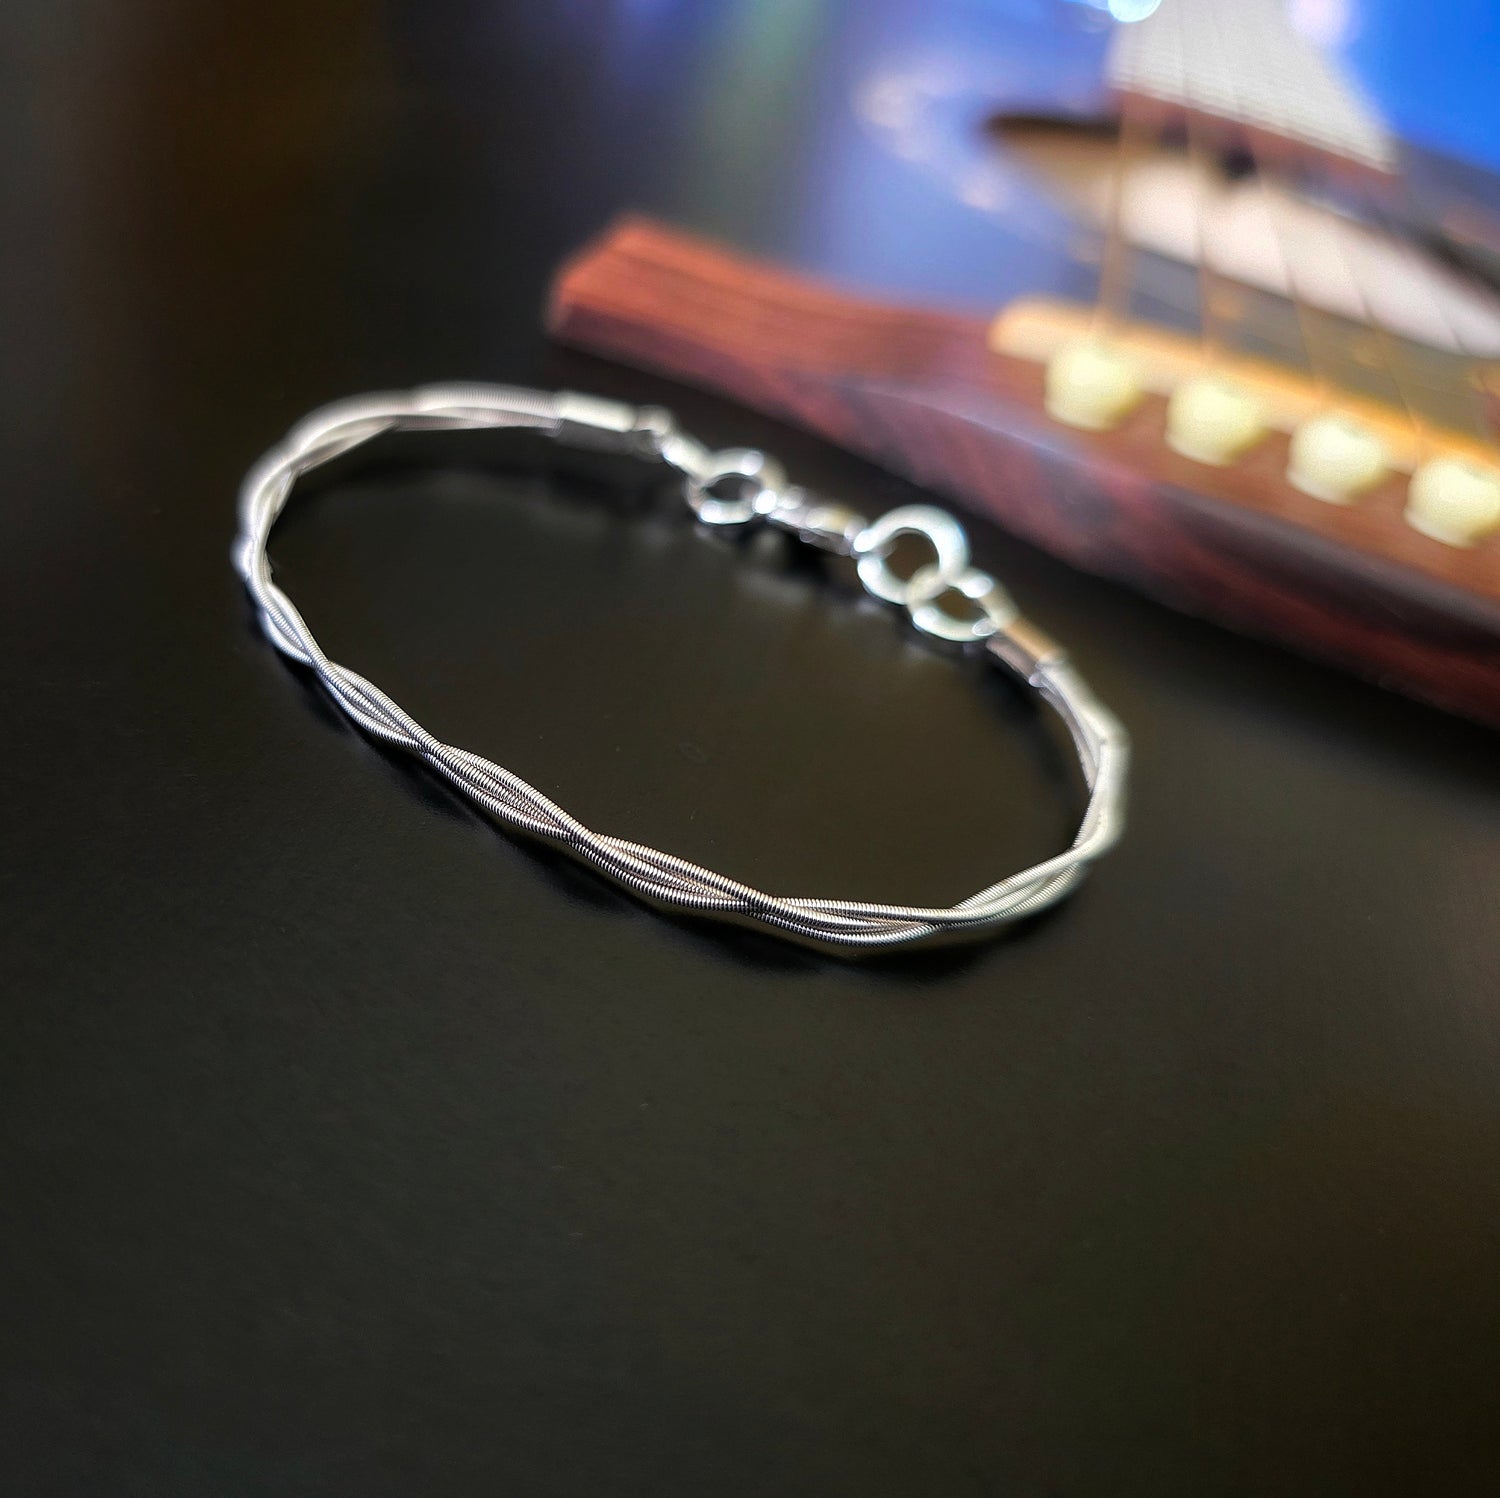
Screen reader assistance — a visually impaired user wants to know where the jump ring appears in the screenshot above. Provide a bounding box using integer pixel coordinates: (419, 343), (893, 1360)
(852, 505), (970, 606)
(906, 565), (1019, 643)
(683, 447), (787, 526)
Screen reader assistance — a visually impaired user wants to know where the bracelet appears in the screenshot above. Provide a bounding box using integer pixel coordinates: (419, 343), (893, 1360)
(234, 384), (1128, 950)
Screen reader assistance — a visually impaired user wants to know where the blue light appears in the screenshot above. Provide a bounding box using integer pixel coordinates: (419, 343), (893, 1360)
(1108, 0), (1162, 21)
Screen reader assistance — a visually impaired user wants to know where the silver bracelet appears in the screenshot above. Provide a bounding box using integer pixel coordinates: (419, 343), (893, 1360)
(234, 384), (1128, 951)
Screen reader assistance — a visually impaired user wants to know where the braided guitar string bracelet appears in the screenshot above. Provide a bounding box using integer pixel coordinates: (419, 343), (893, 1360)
(235, 384), (1129, 950)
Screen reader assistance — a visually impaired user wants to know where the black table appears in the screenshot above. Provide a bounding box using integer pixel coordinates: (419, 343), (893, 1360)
(4, 4), (1498, 1494)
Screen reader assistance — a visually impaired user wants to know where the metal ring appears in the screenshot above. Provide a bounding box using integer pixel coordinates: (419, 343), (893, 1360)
(852, 505), (970, 605)
(682, 447), (788, 526)
(235, 384), (1128, 952)
(906, 565), (1019, 643)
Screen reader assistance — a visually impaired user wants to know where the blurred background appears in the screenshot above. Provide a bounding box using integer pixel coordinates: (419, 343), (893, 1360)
(4, 4), (1500, 1495)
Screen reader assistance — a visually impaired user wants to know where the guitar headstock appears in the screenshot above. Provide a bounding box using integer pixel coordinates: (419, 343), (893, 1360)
(997, 0), (1500, 550)
(546, 0), (1500, 727)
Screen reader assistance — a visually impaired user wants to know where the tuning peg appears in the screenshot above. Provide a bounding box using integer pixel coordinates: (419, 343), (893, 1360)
(1405, 456), (1500, 548)
(1287, 414), (1389, 504)
(1165, 376), (1266, 466)
(1044, 341), (1144, 431)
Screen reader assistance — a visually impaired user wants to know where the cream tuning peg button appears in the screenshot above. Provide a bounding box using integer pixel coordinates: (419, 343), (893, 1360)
(1165, 376), (1266, 466)
(1405, 456), (1500, 547)
(1045, 341), (1144, 431)
(1287, 414), (1389, 504)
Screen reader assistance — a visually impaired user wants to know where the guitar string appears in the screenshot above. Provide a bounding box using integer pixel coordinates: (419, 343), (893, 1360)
(1358, 181), (1499, 453)
(1182, 104), (1245, 380)
(1299, 164), (1442, 465)
(1064, 7), (1472, 481)
(1190, 0), (1392, 433)
(1243, 143), (1340, 413)
(1189, 0), (1340, 418)
(1092, 88), (1147, 338)
(1191, 0), (1434, 472)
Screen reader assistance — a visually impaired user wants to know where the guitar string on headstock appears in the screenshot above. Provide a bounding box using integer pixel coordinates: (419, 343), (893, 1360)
(1036, 0), (1500, 550)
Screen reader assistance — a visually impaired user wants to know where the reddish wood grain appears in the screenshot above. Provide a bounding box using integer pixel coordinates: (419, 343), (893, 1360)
(548, 216), (1500, 728)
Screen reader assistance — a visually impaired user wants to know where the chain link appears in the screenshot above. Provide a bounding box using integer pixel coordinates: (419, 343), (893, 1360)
(235, 384), (1128, 950)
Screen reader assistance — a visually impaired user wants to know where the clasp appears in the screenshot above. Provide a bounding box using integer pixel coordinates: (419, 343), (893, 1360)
(764, 487), (868, 554)
(906, 565), (1019, 644)
(987, 617), (1069, 681)
(851, 505), (970, 607)
(553, 391), (673, 456)
(551, 401), (1057, 663)
(851, 503), (1029, 645)
(675, 445), (788, 526)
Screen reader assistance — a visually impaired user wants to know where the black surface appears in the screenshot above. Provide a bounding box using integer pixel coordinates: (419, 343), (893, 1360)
(4, 4), (1500, 1495)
